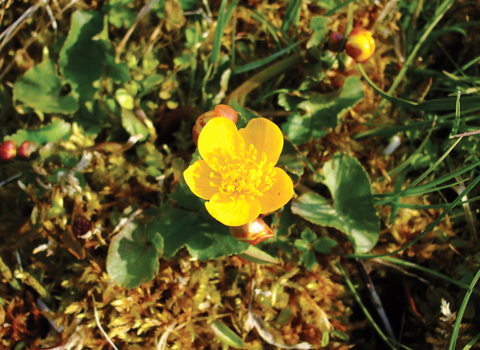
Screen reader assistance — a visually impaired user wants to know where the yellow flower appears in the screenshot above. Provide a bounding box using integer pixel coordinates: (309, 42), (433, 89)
(184, 117), (294, 227)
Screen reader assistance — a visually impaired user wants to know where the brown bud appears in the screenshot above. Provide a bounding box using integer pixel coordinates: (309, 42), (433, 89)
(229, 218), (274, 245)
(0, 140), (16, 162)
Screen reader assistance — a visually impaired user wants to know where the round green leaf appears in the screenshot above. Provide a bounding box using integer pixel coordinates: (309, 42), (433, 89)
(115, 88), (135, 110)
(13, 60), (78, 114)
(7, 120), (71, 145)
(106, 221), (163, 289)
(292, 153), (379, 253)
(312, 237), (337, 254)
(157, 208), (249, 261)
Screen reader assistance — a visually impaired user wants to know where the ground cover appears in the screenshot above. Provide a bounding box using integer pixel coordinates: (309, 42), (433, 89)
(0, 0), (480, 349)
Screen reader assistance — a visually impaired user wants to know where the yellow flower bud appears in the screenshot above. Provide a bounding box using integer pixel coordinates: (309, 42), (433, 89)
(192, 104), (238, 146)
(229, 217), (274, 245)
(345, 27), (375, 63)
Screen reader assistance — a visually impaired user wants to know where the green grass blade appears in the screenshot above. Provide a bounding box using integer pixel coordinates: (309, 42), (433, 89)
(449, 91), (461, 137)
(346, 174), (480, 259)
(455, 54), (480, 74)
(210, 0), (229, 65)
(375, 136), (463, 207)
(388, 169), (407, 225)
(462, 331), (480, 350)
(449, 267), (480, 350)
(379, 257), (472, 290)
(387, 118), (436, 178)
(368, 0), (456, 122)
(226, 53), (304, 104)
(234, 40), (304, 74)
(281, 0), (302, 36)
(249, 10), (285, 49)
(403, 179), (468, 196)
(392, 197), (480, 210)
(335, 258), (397, 350)
(358, 64), (480, 112)
(322, 0), (356, 17)
(401, 159), (480, 194)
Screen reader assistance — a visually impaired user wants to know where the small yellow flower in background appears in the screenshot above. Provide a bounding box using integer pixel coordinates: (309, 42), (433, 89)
(184, 117), (294, 227)
(345, 27), (375, 63)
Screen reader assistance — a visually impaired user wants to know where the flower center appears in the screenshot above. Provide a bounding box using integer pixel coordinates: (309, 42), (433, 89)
(210, 144), (276, 198)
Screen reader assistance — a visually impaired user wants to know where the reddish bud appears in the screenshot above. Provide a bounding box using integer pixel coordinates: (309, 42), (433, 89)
(345, 27), (375, 63)
(328, 32), (344, 52)
(229, 218), (274, 245)
(0, 140), (16, 162)
(17, 141), (37, 159)
(192, 104), (238, 145)
(72, 216), (94, 237)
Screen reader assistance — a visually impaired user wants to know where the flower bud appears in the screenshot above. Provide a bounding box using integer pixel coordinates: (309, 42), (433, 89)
(0, 140), (16, 162)
(229, 217), (274, 245)
(192, 104), (238, 145)
(17, 141), (37, 159)
(345, 27), (375, 63)
(328, 31), (344, 52)
(72, 216), (93, 237)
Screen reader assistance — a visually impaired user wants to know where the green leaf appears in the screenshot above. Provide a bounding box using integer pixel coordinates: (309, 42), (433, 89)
(276, 202), (296, 238)
(292, 153), (379, 253)
(169, 175), (205, 210)
(228, 100), (259, 129)
(211, 321), (246, 349)
(294, 239), (309, 251)
(301, 228), (316, 242)
(312, 237), (337, 254)
(277, 139), (305, 177)
(282, 112), (318, 145)
(282, 77), (364, 144)
(7, 120), (71, 145)
(115, 88), (134, 110)
(13, 60), (78, 114)
(106, 59), (130, 83)
(141, 74), (165, 96)
(307, 16), (330, 49)
(239, 245), (279, 265)
(300, 249), (318, 271)
(121, 109), (149, 141)
(59, 11), (106, 102)
(301, 76), (364, 128)
(106, 221), (163, 289)
(157, 208), (249, 260)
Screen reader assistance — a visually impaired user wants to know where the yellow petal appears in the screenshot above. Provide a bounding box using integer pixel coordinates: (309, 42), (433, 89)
(258, 168), (293, 214)
(198, 117), (244, 170)
(183, 160), (220, 200)
(206, 192), (261, 226)
(239, 118), (283, 167)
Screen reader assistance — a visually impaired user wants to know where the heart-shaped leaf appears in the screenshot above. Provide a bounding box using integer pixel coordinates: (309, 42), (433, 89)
(106, 221), (163, 288)
(292, 153), (379, 253)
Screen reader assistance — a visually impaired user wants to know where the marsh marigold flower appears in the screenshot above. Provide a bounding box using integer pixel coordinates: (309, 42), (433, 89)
(345, 27), (375, 63)
(184, 117), (294, 227)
